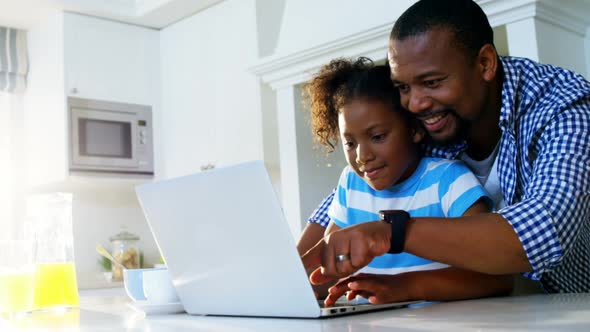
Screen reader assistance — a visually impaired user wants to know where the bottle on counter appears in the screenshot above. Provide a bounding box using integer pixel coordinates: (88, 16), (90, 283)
(109, 230), (141, 282)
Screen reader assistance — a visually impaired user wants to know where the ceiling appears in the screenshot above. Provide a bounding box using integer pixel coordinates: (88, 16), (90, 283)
(0, 0), (224, 30)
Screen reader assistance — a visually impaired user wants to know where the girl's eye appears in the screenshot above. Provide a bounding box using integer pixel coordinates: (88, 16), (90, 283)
(344, 141), (355, 149)
(372, 134), (386, 142)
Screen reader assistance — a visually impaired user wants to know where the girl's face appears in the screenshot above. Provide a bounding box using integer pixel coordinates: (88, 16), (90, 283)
(338, 98), (424, 191)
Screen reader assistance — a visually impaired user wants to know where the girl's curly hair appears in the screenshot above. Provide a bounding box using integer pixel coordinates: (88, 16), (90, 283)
(303, 57), (401, 152)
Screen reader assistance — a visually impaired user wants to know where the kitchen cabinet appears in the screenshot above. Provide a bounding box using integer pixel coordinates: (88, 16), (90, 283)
(64, 14), (159, 105)
(158, 0), (263, 179)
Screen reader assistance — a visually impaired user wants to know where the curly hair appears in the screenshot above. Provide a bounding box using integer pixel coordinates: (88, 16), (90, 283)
(303, 57), (401, 152)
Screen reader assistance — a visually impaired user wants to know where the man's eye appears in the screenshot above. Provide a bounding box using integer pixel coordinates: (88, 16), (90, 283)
(424, 79), (442, 88)
(396, 84), (410, 93)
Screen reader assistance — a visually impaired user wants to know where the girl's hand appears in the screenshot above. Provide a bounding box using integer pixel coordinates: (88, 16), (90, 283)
(324, 273), (412, 307)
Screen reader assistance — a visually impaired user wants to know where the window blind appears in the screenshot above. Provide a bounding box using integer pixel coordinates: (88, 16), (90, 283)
(0, 27), (28, 93)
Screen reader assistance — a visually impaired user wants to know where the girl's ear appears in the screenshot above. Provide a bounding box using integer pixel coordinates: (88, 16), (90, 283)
(412, 125), (426, 144)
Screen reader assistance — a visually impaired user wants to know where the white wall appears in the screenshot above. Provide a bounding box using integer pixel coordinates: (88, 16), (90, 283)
(24, 11), (67, 188)
(536, 20), (587, 76)
(255, 0), (285, 57)
(69, 184), (160, 288)
(0, 93), (24, 240)
(160, 0), (263, 179)
(274, 0), (416, 57)
(0, 94), (11, 238)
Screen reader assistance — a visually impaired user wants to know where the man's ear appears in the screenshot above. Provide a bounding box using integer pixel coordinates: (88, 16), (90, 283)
(478, 44), (498, 82)
(412, 125), (426, 144)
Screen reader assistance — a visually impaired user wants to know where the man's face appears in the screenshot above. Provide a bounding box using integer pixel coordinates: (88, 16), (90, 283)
(388, 28), (489, 144)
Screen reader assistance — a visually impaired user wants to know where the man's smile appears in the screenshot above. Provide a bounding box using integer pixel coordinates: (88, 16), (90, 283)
(417, 110), (452, 132)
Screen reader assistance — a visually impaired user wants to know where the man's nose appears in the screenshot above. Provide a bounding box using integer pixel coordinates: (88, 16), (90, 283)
(405, 88), (432, 114)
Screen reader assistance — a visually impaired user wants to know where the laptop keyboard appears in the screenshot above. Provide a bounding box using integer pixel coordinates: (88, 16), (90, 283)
(317, 297), (371, 308)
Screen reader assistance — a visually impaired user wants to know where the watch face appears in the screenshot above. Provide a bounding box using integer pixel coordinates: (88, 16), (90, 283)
(378, 210), (409, 222)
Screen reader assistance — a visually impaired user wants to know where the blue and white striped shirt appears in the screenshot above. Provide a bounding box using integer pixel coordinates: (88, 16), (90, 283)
(309, 56), (590, 293)
(329, 158), (489, 275)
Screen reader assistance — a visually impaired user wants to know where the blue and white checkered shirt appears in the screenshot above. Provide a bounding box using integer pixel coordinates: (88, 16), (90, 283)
(308, 56), (590, 293)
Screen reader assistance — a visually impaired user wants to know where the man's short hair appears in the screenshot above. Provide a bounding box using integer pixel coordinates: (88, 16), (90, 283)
(390, 0), (494, 58)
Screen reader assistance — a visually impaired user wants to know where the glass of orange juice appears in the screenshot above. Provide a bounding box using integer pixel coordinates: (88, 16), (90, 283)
(0, 240), (36, 316)
(26, 193), (79, 311)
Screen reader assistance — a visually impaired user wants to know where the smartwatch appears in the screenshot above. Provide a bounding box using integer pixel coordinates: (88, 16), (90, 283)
(379, 210), (410, 254)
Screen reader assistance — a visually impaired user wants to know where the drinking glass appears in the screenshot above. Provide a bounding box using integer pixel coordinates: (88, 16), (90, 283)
(25, 193), (79, 310)
(0, 240), (36, 316)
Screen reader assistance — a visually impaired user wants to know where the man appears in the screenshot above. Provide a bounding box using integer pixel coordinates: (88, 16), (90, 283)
(300, 0), (590, 300)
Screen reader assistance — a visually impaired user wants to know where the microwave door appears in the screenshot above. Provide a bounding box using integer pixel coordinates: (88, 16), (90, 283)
(71, 109), (139, 170)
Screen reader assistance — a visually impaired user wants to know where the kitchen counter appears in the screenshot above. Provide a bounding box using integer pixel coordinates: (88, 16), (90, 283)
(2, 292), (590, 331)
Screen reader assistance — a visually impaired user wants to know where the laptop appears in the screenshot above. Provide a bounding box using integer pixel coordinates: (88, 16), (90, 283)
(135, 160), (418, 318)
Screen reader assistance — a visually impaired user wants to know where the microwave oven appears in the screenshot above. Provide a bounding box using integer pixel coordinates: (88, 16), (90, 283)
(68, 97), (154, 175)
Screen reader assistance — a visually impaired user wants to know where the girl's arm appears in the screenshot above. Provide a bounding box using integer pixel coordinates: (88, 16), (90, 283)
(325, 267), (513, 306)
(297, 222), (342, 299)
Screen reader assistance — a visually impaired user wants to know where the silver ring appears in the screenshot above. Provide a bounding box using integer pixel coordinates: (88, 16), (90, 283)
(336, 254), (350, 263)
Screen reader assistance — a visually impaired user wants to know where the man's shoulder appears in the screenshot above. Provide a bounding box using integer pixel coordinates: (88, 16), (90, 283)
(501, 56), (590, 124)
(501, 56), (590, 100)
(502, 55), (572, 75)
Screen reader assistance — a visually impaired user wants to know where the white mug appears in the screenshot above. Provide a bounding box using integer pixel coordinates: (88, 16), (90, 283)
(142, 268), (180, 304)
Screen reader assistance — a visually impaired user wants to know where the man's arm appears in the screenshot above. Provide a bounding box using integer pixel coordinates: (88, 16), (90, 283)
(303, 211), (531, 285)
(405, 213), (531, 274)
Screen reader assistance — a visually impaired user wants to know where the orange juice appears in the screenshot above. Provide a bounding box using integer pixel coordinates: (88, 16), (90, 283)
(0, 270), (35, 313)
(34, 262), (79, 309)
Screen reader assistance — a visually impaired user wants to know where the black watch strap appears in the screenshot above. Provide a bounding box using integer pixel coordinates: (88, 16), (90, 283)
(379, 210), (410, 254)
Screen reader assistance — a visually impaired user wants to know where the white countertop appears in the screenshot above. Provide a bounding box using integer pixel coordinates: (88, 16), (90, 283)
(3, 291), (590, 331)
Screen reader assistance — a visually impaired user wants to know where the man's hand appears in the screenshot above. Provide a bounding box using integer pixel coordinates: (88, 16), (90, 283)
(301, 221), (392, 285)
(324, 273), (411, 307)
